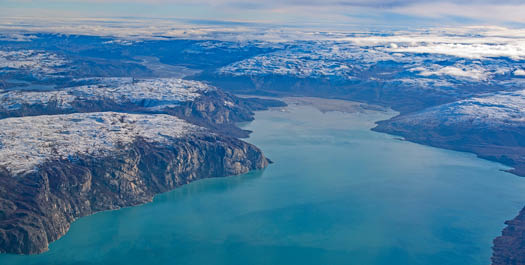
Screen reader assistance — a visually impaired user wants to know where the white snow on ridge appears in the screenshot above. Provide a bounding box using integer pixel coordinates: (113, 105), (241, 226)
(220, 39), (523, 87)
(0, 90), (76, 111)
(0, 78), (215, 111)
(0, 50), (67, 74)
(387, 42), (525, 60)
(407, 89), (525, 126)
(71, 78), (214, 104)
(457, 90), (525, 123)
(386, 78), (454, 91)
(219, 43), (388, 80)
(0, 112), (200, 176)
(409, 64), (490, 81)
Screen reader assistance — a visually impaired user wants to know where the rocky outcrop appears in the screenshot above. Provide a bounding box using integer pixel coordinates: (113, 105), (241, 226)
(0, 81), (285, 138)
(492, 207), (525, 265)
(163, 90), (285, 138)
(0, 135), (268, 254)
(0, 78), (283, 255)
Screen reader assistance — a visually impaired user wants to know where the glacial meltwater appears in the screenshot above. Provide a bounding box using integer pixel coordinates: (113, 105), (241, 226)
(2, 103), (525, 265)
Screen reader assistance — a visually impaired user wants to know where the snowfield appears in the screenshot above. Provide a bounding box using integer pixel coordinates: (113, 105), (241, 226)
(0, 112), (201, 176)
(71, 78), (214, 104)
(219, 40), (525, 88)
(402, 89), (525, 127)
(0, 50), (68, 74)
(0, 90), (76, 110)
(0, 78), (215, 111)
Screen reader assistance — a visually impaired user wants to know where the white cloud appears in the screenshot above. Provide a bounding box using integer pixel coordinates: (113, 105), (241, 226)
(0, 18), (524, 63)
(391, 2), (525, 24)
(388, 42), (525, 60)
(514, 69), (525, 76)
(411, 65), (489, 81)
(345, 27), (525, 60)
(3, 0), (525, 26)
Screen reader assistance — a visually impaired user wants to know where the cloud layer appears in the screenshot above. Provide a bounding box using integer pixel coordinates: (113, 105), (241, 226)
(2, 0), (525, 26)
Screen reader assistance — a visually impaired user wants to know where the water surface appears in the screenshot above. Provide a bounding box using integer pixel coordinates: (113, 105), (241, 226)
(2, 104), (524, 265)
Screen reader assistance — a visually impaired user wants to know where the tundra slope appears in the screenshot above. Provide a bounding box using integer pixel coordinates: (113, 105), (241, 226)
(0, 112), (269, 254)
(373, 89), (525, 177)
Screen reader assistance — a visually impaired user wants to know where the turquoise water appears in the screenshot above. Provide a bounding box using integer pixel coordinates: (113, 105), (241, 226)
(2, 105), (525, 265)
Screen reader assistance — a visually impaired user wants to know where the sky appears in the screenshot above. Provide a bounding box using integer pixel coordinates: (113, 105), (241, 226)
(1, 0), (525, 29)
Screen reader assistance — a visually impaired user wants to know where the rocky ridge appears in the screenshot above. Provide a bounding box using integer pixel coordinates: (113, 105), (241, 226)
(0, 78), (285, 138)
(492, 207), (525, 265)
(373, 89), (525, 177)
(0, 112), (268, 254)
(0, 78), (282, 254)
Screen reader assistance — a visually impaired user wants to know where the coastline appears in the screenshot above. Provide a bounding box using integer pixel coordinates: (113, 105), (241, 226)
(247, 95), (525, 265)
(1, 96), (522, 264)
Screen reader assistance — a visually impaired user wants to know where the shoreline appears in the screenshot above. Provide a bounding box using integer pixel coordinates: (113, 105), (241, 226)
(237, 94), (396, 115)
(249, 95), (524, 265)
(243, 94), (523, 178)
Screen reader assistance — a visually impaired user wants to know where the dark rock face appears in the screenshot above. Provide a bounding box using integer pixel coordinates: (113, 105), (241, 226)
(492, 207), (525, 265)
(0, 90), (285, 139)
(195, 73), (470, 114)
(0, 135), (268, 254)
(163, 90), (285, 138)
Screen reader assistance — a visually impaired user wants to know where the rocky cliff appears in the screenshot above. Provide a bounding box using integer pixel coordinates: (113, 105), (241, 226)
(163, 90), (285, 138)
(492, 207), (525, 265)
(0, 78), (285, 138)
(0, 135), (268, 254)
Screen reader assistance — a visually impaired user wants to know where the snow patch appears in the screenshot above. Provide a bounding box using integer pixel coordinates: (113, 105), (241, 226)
(0, 90), (76, 111)
(70, 78), (214, 105)
(0, 50), (67, 74)
(407, 89), (525, 126)
(411, 65), (489, 81)
(0, 78), (215, 111)
(0, 112), (201, 175)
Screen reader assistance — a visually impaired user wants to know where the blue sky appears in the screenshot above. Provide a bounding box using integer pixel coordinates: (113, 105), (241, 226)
(1, 0), (524, 28)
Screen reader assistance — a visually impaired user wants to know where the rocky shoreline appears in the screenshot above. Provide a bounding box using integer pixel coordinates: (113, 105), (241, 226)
(0, 78), (285, 255)
(372, 112), (525, 265)
(492, 207), (525, 265)
(373, 117), (525, 265)
(0, 135), (268, 254)
(276, 96), (525, 265)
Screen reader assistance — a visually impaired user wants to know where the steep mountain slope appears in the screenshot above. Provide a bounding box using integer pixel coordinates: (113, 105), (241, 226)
(0, 112), (269, 254)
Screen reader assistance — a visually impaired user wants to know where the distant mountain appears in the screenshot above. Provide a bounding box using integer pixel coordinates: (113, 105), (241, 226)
(1, 32), (524, 262)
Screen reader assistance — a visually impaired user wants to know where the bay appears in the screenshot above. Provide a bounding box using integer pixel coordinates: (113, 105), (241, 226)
(2, 103), (524, 265)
